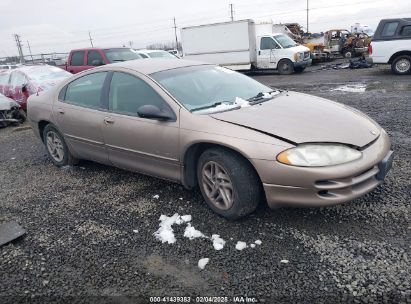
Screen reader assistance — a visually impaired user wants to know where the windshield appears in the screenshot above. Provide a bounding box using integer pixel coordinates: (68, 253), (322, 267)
(147, 51), (176, 58)
(104, 48), (142, 63)
(274, 34), (298, 48)
(27, 67), (71, 82)
(151, 65), (273, 112)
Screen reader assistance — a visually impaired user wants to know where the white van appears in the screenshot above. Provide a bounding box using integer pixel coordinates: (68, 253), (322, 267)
(181, 20), (311, 74)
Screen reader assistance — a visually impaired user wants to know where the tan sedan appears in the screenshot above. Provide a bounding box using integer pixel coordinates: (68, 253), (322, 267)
(27, 59), (393, 219)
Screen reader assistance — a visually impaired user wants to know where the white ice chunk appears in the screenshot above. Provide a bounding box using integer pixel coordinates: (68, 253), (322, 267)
(180, 215), (192, 222)
(153, 213), (181, 244)
(280, 259), (289, 264)
(255, 240), (262, 245)
(250, 244), (256, 248)
(153, 194), (160, 199)
(234, 97), (250, 107)
(235, 241), (247, 251)
(184, 223), (206, 240)
(198, 258), (209, 270)
(211, 234), (226, 251)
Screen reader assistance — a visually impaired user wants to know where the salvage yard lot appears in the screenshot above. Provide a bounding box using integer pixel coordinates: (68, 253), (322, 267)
(1, 63), (410, 303)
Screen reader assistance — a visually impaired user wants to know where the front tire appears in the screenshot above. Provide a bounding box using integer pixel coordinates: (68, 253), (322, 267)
(391, 55), (411, 75)
(43, 124), (78, 167)
(294, 67), (306, 73)
(277, 59), (294, 75)
(197, 148), (262, 220)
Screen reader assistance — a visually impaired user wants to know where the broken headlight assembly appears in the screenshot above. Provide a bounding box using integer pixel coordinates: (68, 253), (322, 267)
(277, 144), (362, 167)
(294, 52), (305, 61)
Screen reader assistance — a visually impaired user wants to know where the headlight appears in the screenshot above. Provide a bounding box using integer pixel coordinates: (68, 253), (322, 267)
(277, 144), (362, 167)
(294, 52), (304, 61)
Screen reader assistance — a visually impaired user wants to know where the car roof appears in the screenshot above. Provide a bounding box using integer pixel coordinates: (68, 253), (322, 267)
(105, 58), (212, 75)
(13, 65), (66, 74)
(70, 47), (132, 52)
(138, 49), (168, 54)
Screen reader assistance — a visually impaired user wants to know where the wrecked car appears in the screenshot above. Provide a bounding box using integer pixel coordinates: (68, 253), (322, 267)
(3, 65), (71, 111)
(27, 59), (393, 219)
(324, 29), (370, 58)
(0, 93), (26, 128)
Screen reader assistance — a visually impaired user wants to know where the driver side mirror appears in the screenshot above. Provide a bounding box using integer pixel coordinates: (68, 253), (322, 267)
(22, 84), (28, 93)
(91, 59), (104, 66)
(137, 104), (175, 121)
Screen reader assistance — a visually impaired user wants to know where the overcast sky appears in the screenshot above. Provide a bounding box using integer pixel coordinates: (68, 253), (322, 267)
(0, 0), (410, 57)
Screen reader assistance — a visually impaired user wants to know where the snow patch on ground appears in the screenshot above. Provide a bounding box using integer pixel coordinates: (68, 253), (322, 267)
(153, 194), (159, 199)
(280, 259), (289, 264)
(235, 241), (247, 251)
(255, 240), (262, 245)
(184, 223), (206, 240)
(250, 244), (256, 248)
(332, 84), (366, 93)
(198, 258), (209, 270)
(211, 234), (226, 250)
(153, 213), (191, 244)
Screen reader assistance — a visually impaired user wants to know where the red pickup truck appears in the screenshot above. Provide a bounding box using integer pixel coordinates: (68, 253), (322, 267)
(61, 47), (143, 74)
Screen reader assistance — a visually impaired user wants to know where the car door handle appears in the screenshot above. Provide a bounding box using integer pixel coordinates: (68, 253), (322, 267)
(104, 117), (115, 124)
(57, 108), (65, 114)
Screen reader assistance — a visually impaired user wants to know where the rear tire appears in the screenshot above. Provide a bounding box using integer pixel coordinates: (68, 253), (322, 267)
(391, 55), (411, 75)
(43, 124), (78, 167)
(197, 148), (262, 220)
(343, 49), (353, 59)
(277, 59), (294, 75)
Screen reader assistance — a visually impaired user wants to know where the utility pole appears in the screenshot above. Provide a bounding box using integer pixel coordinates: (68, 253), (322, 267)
(229, 4), (234, 21)
(88, 31), (94, 47)
(27, 40), (34, 63)
(129, 41), (134, 48)
(173, 17), (178, 50)
(14, 34), (25, 63)
(306, 0), (309, 33)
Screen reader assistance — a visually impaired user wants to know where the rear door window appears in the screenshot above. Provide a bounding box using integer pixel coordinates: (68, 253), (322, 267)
(87, 51), (104, 65)
(400, 25), (411, 36)
(64, 72), (107, 109)
(381, 22), (399, 37)
(71, 51), (85, 66)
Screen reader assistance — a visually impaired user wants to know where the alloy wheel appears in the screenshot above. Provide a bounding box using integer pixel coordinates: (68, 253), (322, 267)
(202, 161), (234, 210)
(46, 131), (64, 162)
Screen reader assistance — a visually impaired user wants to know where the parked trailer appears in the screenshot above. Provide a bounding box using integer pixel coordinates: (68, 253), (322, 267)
(181, 20), (311, 74)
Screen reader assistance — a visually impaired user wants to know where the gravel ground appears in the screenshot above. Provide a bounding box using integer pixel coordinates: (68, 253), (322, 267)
(0, 62), (410, 304)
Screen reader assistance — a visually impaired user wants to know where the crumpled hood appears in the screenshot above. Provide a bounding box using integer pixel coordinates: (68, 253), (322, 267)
(211, 91), (381, 148)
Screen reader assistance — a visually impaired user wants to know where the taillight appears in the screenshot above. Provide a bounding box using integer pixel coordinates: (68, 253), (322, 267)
(368, 43), (372, 55)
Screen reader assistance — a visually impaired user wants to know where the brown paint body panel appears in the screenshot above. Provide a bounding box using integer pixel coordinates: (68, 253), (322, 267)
(211, 91), (380, 148)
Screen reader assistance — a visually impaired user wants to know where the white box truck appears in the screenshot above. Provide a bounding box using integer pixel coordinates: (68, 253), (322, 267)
(181, 19), (312, 74)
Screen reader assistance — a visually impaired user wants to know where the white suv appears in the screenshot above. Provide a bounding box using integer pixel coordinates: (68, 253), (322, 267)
(369, 18), (411, 75)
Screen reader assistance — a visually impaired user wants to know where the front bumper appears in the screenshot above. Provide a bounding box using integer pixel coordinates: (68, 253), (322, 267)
(294, 59), (312, 69)
(252, 130), (392, 208)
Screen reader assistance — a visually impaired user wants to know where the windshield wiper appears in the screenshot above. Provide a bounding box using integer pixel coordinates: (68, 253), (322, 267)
(190, 101), (235, 112)
(247, 90), (278, 104)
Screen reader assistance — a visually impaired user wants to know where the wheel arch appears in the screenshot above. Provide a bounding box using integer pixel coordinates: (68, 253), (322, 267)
(388, 51), (411, 64)
(182, 141), (263, 189)
(38, 120), (51, 142)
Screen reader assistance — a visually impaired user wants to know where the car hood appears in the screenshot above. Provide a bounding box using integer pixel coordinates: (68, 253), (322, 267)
(210, 91), (381, 148)
(0, 95), (18, 110)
